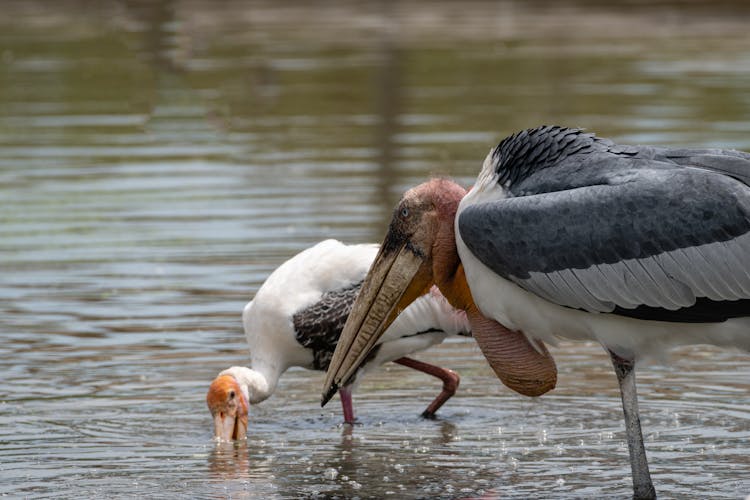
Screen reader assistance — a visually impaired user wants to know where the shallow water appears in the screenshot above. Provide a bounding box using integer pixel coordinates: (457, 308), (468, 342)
(1, 1), (749, 498)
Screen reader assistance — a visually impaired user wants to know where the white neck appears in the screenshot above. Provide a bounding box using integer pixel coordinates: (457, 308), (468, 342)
(219, 366), (278, 404)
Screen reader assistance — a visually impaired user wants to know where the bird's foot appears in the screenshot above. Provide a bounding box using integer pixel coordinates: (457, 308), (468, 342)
(421, 410), (438, 420)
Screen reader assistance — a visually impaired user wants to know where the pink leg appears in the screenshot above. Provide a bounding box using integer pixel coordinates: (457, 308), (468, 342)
(339, 385), (355, 424)
(393, 357), (460, 418)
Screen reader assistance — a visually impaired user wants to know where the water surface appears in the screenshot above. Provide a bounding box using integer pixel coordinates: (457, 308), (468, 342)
(1, 1), (749, 498)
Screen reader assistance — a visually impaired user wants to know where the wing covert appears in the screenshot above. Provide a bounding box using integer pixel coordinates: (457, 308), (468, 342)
(458, 166), (750, 316)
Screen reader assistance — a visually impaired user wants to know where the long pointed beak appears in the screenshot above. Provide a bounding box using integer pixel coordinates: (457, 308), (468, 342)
(321, 241), (427, 406)
(213, 408), (248, 441)
(213, 412), (237, 441)
(234, 412), (248, 440)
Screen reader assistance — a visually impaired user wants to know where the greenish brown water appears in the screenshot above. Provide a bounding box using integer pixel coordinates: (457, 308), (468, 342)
(1, 1), (748, 498)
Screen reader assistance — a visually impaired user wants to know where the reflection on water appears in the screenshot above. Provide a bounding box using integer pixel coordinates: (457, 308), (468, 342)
(208, 441), (252, 480)
(1, 1), (749, 498)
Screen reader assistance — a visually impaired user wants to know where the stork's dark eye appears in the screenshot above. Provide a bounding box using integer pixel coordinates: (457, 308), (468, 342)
(229, 390), (235, 400)
(400, 207), (409, 218)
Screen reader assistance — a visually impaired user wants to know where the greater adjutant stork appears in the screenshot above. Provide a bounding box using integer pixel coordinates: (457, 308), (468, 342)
(207, 239), (470, 441)
(322, 126), (750, 499)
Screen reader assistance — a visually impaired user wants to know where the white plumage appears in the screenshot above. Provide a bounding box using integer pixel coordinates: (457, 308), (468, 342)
(209, 239), (470, 438)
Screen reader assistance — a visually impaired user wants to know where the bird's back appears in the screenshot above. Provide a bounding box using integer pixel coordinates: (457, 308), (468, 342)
(243, 240), (379, 370)
(502, 127), (750, 196)
(245, 240), (472, 375)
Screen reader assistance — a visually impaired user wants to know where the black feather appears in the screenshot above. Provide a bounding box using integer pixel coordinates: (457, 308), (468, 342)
(613, 298), (750, 323)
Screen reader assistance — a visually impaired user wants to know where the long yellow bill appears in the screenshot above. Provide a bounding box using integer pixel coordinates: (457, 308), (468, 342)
(321, 242), (425, 406)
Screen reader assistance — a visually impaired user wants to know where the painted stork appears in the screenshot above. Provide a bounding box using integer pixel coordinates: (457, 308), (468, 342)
(322, 126), (750, 499)
(207, 239), (470, 441)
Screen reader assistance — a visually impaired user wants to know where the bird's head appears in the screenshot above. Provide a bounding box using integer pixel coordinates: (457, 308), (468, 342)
(206, 374), (249, 441)
(321, 178), (469, 405)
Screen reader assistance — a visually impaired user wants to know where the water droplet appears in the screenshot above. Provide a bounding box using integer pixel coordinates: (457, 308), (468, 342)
(323, 468), (338, 480)
(349, 480), (362, 490)
(537, 428), (548, 445)
(555, 477), (565, 487)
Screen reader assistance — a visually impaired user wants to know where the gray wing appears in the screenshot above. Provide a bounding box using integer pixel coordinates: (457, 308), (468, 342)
(459, 165), (750, 318)
(656, 147), (750, 186)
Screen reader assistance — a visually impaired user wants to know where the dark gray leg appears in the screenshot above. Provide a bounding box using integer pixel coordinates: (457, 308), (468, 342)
(609, 351), (656, 500)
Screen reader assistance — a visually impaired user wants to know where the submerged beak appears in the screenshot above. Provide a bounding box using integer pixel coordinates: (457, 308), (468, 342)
(207, 375), (249, 441)
(321, 240), (429, 406)
(212, 407), (248, 441)
(214, 412), (237, 441)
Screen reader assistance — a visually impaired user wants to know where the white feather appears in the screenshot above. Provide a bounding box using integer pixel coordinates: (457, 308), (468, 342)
(222, 239), (471, 406)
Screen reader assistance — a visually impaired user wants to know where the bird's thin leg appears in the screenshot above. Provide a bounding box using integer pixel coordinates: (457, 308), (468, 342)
(339, 386), (355, 424)
(393, 357), (460, 418)
(609, 350), (656, 500)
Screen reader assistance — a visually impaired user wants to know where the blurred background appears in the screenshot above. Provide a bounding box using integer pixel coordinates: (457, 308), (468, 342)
(1, 1), (748, 498)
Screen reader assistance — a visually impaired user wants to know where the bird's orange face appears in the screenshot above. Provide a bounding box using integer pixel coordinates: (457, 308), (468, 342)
(206, 375), (249, 441)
